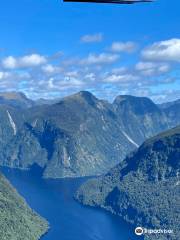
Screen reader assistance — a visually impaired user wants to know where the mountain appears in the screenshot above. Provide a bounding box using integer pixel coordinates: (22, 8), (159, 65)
(0, 92), (34, 109)
(35, 98), (61, 106)
(159, 99), (180, 128)
(158, 99), (180, 109)
(0, 171), (48, 240)
(113, 95), (170, 146)
(1, 91), (137, 178)
(76, 126), (180, 240)
(0, 91), (179, 178)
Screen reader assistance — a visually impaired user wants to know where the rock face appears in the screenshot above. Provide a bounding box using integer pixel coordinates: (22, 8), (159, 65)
(113, 95), (170, 146)
(1, 92), (135, 178)
(159, 99), (180, 128)
(0, 172), (48, 240)
(0, 91), (179, 178)
(76, 126), (180, 240)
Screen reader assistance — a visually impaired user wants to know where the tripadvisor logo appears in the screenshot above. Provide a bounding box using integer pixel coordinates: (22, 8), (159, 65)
(135, 227), (144, 236)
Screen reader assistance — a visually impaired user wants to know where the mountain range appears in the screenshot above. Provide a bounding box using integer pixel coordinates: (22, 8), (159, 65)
(0, 91), (179, 178)
(76, 125), (180, 240)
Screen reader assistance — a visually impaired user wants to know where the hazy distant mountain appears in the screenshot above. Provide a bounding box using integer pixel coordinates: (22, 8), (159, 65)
(158, 99), (180, 109)
(0, 91), (61, 108)
(76, 126), (180, 240)
(35, 98), (61, 106)
(113, 95), (170, 146)
(0, 172), (48, 240)
(159, 99), (180, 128)
(0, 92), (34, 109)
(0, 91), (179, 178)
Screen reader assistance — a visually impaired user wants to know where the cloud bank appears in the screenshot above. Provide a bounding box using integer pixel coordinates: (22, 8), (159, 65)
(0, 38), (179, 103)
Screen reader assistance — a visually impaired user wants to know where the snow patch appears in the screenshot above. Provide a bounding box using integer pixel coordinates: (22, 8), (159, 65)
(7, 110), (17, 135)
(32, 119), (38, 127)
(63, 147), (71, 167)
(121, 130), (139, 148)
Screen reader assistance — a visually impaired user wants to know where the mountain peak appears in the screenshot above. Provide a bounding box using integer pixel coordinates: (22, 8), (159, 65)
(0, 91), (34, 108)
(114, 95), (152, 104)
(113, 95), (159, 115)
(0, 91), (28, 100)
(75, 91), (96, 99)
(63, 91), (98, 106)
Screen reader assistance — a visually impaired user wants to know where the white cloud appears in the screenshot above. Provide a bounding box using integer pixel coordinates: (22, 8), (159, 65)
(55, 77), (85, 90)
(142, 39), (180, 61)
(150, 89), (180, 103)
(0, 42), (179, 103)
(135, 61), (170, 76)
(42, 64), (62, 74)
(48, 78), (55, 89)
(110, 41), (137, 53)
(80, 53), (119, 65)
(81, 33), (103, 43)
(2, 54), (47, 69)
(104, 74), (139, 83)
(84, 73), (96, 81)
(2, 57), (17, 69)
(65, 71), (79, 78)
(0, 70), (31, 81)
(42, 64), (56, 74)
(158, 65), (170, 73)
(20, 54), (47, 67)
(0, 71), (11, 80)
(111, 67), (127, 74)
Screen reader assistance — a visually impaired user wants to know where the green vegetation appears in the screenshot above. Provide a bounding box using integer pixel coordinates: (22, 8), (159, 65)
(76, 126), (180, 240)
(0, 173), (49, 240)
(0, 91), (179, 178)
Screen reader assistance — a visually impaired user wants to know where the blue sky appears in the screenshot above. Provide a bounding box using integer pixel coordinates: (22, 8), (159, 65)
(0, 0), (180, 102)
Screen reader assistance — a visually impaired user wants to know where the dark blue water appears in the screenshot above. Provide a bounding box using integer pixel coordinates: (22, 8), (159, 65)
(1, 167), (143, 240)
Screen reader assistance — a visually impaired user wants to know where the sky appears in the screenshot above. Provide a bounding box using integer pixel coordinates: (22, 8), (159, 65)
(0, 0), (180, 102)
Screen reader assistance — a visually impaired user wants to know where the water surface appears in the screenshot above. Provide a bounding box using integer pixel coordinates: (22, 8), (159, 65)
(2, 167), (143, 240)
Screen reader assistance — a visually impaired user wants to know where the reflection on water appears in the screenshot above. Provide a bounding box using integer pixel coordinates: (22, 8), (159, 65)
(1, 167), (143, 240)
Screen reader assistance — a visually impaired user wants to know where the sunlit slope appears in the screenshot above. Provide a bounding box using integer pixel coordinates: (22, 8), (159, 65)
(0, 173), (48, 240)
(0, 91), (179, 178)
(76, 126), (180, 240)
